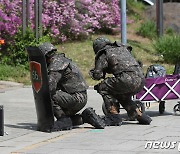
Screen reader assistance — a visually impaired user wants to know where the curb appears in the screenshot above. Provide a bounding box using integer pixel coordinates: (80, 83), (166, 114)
(0, 81), (24, 86)
(0, 81), (95, 90)
(0, 81), (24, 92)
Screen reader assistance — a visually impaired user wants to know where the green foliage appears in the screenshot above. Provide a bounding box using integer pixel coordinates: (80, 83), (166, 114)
(153, 35), (180, 64)
(127, 0), (145, 9)
(165, 28), (176, 36)
(0, 64), (30, 84)
(127, 0), (145, 20)
(0, 64), (25, 79)
(137, 20), (157, 39)
(0, 28), (51, 66)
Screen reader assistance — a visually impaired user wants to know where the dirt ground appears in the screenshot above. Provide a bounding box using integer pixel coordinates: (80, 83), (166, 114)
(145, 2), (180, 34)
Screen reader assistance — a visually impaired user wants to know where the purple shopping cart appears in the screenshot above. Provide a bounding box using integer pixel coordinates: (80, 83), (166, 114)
(134, 74), (180, 114)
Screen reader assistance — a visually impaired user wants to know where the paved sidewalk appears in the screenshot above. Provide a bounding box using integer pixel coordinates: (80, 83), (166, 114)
(0, 81), (23, 92)
(0, 84), (180, 154)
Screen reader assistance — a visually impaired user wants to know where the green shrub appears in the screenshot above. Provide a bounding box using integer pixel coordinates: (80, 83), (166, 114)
(0, 65), (25, 78)
(137, 20), (157, 39)
(165, 28), (176, 36)
(153, 35), (180, 64)
(0, 64), (30, 84)
(0, 28), (51, 66)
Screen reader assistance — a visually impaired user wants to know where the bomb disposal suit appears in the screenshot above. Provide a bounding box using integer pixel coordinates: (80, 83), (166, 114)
(38, 42), (105, 130)
(90, 37), (152, 125)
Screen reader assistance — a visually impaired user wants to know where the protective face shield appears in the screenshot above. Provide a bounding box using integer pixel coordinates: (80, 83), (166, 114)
(93, 37), (111, 54)
(38, 42), (57, 57)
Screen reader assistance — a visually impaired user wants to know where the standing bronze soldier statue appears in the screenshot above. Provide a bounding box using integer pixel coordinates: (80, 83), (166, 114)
(38, 42), (105, 131)
(90, 37), (152, 126)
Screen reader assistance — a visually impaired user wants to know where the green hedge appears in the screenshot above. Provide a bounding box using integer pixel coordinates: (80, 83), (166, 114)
(137, 20), (157, 39)
(153, 35), (180, 64)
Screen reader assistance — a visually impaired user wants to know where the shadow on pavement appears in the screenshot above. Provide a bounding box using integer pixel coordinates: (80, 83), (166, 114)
(5, 123), (37, 130)
(145, 111), (173, 117)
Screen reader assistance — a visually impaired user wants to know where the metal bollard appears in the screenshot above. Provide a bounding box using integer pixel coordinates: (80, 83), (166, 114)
(0, 105), (4, 136)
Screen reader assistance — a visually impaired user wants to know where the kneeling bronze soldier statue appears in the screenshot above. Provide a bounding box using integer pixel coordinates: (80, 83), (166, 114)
(38, 42), (105, 131)
(90, 37), (152, 126)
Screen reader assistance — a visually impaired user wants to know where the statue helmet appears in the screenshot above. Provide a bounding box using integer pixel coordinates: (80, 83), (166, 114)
(38, 42), (57, 57)
(93, 37), (111, 54)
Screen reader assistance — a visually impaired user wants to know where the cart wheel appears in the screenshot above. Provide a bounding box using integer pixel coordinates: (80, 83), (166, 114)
(173, 103), (180, 114)
(159, 101), (165, 114)
(135, 100), (145, 113)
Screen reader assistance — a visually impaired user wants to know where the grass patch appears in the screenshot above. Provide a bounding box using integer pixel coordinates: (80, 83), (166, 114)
(153, 35), (180, 64)
(0, 65), (30, 85)
(127, 0), (145, 21)
(137, 20), (157, 39)
(0, 33), (175, 86)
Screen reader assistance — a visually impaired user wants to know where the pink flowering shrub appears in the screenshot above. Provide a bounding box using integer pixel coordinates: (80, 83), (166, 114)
(0, 0), (22, 39)
(0, 0), (123, 42)
(77, 0), (121, 30)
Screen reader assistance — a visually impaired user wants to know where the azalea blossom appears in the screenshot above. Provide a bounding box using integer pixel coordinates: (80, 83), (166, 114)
(0, 0), (131, 42)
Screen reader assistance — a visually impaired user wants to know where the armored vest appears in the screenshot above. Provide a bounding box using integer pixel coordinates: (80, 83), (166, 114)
(103, 45), (139, 75)
(48, 54), (88, 93)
